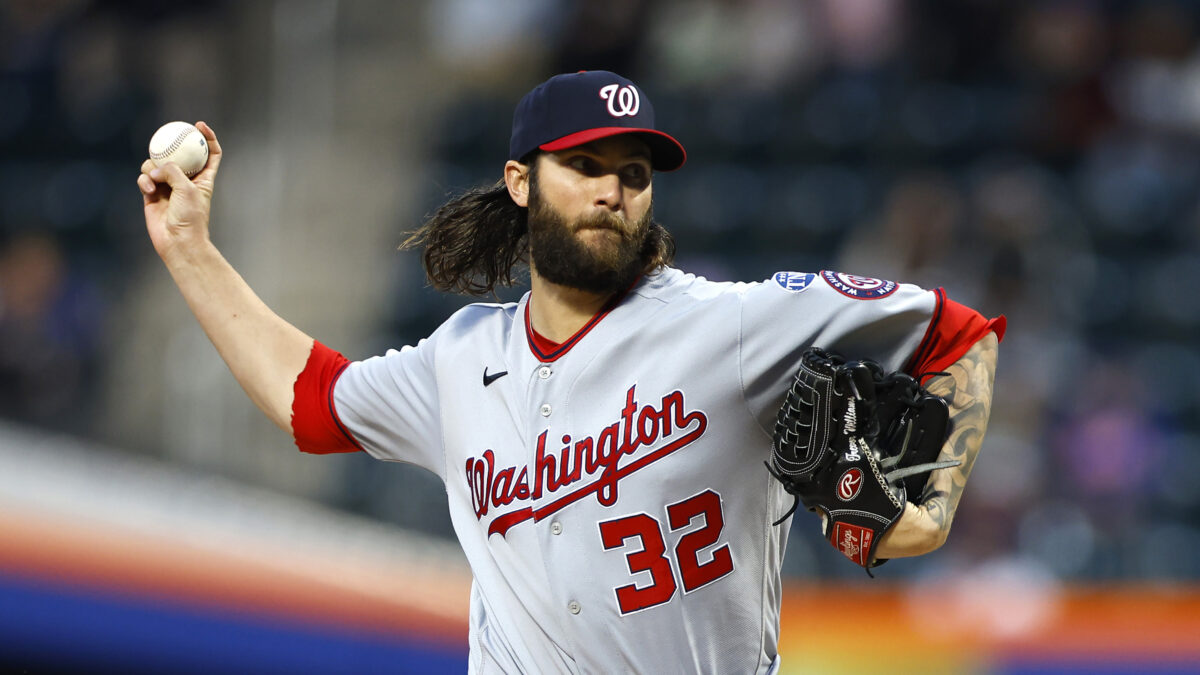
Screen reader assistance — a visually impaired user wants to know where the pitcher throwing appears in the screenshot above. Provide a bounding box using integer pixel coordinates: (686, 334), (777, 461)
(137, 71), (1003, 674)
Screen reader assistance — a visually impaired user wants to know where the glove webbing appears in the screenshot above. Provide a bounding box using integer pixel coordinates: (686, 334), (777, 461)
(879, 420), (961, 483)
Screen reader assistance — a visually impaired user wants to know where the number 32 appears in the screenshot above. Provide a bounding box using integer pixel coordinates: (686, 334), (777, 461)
(598, 489), (734, 615)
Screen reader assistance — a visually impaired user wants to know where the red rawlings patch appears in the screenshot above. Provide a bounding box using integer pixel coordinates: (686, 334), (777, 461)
(832, 522), (874, 566)
(836, 468), (864, 501)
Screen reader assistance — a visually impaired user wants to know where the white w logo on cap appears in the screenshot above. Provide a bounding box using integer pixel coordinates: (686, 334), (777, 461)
(599, 84), (640, 117)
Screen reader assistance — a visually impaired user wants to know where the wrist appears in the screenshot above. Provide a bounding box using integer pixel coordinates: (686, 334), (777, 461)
(161, 238), (221, 272)
(160, 240), (231, 297)
(876, 504), (945, 558)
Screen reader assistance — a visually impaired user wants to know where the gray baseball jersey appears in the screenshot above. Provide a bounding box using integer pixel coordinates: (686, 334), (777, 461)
(318, 267), (989, 674)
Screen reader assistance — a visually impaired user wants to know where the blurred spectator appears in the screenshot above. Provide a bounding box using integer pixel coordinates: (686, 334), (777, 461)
(1108, 0), (1200, 135)
(1052, 360), (1166, 527)
(549, 0), (652, 77)
(0, 232), (104, 433)
(646, 0), (819, 92)
(820, 0), (905, 71)
(838, 170), (965, 290)
(424, 0), (560, 89)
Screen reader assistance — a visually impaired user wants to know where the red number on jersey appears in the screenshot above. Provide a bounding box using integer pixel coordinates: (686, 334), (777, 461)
(599, 489), (734, 615)
(599, 513), (678, 613)
(667, 490), (734, 593)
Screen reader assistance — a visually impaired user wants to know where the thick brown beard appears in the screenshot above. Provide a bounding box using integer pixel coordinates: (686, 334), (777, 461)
(526, 184), (653, 295)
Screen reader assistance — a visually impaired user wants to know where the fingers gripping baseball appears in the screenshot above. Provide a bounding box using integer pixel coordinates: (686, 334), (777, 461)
(139, 121), (222, 261)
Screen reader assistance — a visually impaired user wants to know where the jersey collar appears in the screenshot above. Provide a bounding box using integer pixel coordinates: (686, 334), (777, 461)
(523, 277), (640, 362)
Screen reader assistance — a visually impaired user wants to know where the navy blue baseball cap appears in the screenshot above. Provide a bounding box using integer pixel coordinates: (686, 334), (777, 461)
(509, 71), (687, 172)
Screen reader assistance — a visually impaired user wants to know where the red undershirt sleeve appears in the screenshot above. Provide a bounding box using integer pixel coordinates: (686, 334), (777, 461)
(291, 340), (364, 454)
(904, 289), (1007, 381)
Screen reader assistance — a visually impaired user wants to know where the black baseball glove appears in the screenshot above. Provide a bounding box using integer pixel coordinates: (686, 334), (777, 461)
(766, 347), (959, 572)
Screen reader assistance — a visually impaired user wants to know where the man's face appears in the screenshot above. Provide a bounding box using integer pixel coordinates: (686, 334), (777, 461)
(526, 135), (655, 295)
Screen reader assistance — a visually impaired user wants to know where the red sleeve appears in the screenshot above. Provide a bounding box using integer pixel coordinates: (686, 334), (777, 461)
(291, 340), (364, 455)
(904, 289), (1006, 381)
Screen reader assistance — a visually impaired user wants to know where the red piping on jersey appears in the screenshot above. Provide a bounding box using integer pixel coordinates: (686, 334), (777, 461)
(904, 289), (1007, 381)
(524, 281), (635, 362)
(292, 340), (363, 454)
(527, 322), (564, 357)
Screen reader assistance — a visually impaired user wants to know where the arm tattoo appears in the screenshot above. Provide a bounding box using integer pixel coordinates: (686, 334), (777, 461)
(917, 332), (998, 534)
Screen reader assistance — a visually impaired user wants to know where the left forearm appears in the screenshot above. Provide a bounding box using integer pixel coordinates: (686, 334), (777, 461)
(876, 331), (998, 557)
(921, 331), (998, 536)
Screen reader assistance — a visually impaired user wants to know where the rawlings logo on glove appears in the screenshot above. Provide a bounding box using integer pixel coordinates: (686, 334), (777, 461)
(836, 469), (863, 501)
(766, 347), (959, 572)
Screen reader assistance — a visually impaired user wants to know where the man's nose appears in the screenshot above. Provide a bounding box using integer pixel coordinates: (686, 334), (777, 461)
(592, 174), (623, 211)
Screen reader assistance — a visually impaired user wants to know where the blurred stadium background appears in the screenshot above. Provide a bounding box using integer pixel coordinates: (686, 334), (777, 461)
(2, 0), (1199, 673)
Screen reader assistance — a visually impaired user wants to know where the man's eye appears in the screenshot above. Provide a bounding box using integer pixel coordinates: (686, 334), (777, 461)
(622, 164), (650, 184)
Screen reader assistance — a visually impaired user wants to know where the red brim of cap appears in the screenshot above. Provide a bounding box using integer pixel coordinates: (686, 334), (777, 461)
(539, 127), (687, 172)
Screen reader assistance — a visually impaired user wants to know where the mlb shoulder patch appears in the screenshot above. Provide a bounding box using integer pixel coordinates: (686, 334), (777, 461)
(772, 271), (816, 293)
(820, 270), (898, 299)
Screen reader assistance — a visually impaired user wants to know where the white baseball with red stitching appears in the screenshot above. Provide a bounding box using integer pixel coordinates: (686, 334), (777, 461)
(148, 121), (209, 177)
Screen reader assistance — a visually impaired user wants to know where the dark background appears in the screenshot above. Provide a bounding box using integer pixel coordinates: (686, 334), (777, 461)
(2, 0), (1197, 584)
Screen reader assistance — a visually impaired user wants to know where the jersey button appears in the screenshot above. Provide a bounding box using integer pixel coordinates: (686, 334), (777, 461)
(550, 521), (563, 535)
(538, 366), (551, 379)
(540, 403), (552, 417)
(568, 601), (581, 615)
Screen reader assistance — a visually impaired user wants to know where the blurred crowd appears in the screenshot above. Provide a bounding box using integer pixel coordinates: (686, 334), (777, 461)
(2, 0), (1198, 581)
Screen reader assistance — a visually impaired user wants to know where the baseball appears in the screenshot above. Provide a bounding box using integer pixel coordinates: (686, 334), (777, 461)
(148, 121), (209, 178)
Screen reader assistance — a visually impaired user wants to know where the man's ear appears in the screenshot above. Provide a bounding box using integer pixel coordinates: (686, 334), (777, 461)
(504, 160), (530, 207)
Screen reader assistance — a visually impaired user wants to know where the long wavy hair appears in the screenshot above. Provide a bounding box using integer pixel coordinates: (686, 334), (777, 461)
(401, 156), (676, 296)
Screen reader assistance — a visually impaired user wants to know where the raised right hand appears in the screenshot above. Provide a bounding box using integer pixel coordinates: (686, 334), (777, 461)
(137, 121), (223, 263)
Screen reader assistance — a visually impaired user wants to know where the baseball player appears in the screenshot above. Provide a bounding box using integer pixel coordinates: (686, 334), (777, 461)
(138, 71), (1003, 674)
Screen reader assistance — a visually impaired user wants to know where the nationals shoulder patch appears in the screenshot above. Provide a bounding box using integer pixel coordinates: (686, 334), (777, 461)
(820, 271), (898, 299)
(773, 271), (816, 293)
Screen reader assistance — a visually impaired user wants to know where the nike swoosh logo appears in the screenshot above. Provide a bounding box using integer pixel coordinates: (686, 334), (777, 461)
(483, 368), (508, 387)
